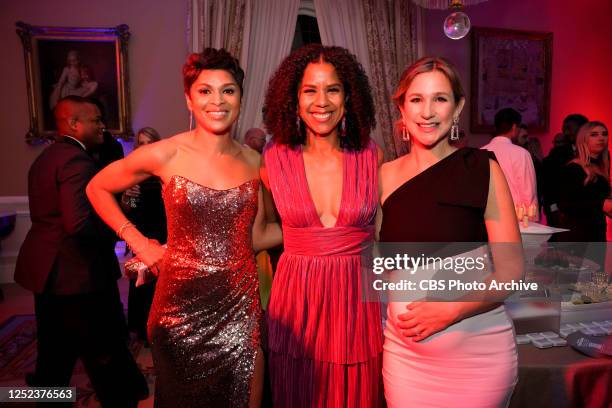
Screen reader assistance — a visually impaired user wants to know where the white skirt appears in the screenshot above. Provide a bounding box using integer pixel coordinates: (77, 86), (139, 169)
(382, 245), (518, 408)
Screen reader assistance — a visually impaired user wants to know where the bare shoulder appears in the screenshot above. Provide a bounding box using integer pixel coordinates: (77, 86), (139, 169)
(139, 133), (181, 161)
(380, 154), (405, 180)
(123, 132), (183, 173)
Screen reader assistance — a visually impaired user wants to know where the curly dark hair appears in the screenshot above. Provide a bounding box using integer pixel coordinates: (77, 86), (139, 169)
(263, 44), (376, 150)
(183, 48), (244, 97)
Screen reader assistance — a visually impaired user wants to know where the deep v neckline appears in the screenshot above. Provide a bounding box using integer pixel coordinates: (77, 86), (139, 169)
(299, 145), (346, 228)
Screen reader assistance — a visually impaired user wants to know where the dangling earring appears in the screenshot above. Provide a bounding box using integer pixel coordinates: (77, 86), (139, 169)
(450, 117), (460, 141)
(340, 116), (346, 138)
(189, 110), (194, 132)
(296, 115), (301, 134)
(401, 124), (410, 142)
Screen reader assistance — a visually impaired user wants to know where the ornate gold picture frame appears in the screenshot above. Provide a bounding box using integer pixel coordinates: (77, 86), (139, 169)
(16, 22), (132, 144)
(471, 27), (552, 133)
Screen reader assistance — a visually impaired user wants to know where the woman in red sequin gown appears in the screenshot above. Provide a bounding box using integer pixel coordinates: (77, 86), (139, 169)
(261, 44), (384, 407)
(87, 49), (281, 407)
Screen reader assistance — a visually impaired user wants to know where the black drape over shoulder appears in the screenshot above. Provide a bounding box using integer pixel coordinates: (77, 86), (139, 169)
(381, 148), (492, 244)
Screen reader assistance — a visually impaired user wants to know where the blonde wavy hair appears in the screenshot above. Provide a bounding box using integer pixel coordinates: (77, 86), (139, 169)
(574, 121), (609, 184)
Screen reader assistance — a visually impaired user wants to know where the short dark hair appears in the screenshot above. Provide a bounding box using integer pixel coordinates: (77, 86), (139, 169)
(53, 96), (100, 141)
(563, 113), (589, 128)
(183, 48), (244, 96)
(494, 108), (522, 135)
(263, 44), (375, 151)
(53, 95), (98, 121)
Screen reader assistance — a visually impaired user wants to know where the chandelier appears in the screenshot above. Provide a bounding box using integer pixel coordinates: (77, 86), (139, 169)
(411, 0), (488, 9)
(413, 0), (489, 40)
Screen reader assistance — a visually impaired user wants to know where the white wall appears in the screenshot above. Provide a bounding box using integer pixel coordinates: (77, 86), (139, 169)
(0, 0), (190, 196)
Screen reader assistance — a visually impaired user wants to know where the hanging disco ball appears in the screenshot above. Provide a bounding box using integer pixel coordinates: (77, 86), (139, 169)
(443, 11), (471, 40)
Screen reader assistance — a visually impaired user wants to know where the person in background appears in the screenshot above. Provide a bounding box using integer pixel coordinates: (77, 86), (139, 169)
(514, 123), (529, 147)
(15, 95), (147, 406)
(244, 127), (267, 154)
(93, 130), (124, 168)
(552, 132), (567, 148)
(554, 121), (612, 269)
(120, 127), (164, 217)
(556, 121), (612, 242)
(121, 127), (167, 343)
(515, 124), (545, 216)
(482, 108), (538, 223)
(90, 98), (124, 169)
(543, 114), (589, 226)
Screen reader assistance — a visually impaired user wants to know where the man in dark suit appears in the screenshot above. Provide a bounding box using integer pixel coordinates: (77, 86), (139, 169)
(542, 113), (588, 227)
(15, 96), (147, 406)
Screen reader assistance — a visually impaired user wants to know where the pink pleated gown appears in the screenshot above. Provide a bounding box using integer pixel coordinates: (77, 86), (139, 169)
(264, 140), (383, 408)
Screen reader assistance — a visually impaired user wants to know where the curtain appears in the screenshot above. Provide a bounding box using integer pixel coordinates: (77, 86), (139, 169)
(187, 0), (299, 139)
(237, 0), (300, 139)
(187, 0), (249, 59)
(313, 0), (420, 159)
(362, 0), (420, 159)
(312, 0), (383, 149)
(187, 0), (251, 138)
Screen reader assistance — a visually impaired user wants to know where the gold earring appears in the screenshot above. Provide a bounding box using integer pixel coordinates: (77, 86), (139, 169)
(189, 110), (193, 132)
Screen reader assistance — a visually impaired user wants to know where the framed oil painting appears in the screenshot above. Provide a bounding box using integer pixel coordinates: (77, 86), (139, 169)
(471, 27), (552, 134)
(16, 22), (132, 144)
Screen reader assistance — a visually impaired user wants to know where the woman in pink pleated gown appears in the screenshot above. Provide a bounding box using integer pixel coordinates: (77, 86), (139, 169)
(261, 44), (384, 407)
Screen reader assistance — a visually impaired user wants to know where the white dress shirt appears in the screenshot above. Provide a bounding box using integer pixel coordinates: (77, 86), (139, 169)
(482, 136), (538, 211)
(61, 134), (87, 151)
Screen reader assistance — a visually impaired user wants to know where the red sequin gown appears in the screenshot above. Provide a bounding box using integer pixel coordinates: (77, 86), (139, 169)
(148, 175), (262, 407)
(264, 141), (383, 407)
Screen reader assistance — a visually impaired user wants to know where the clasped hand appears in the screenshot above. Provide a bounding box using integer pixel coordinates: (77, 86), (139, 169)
(396, 302), (461, 342)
